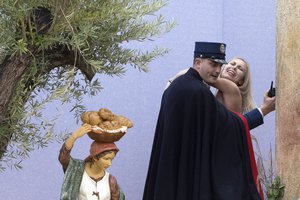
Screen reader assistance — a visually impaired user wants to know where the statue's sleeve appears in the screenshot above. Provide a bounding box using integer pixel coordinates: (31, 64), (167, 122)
(58, 143), (72, 172)
(109, 174), (125, 200)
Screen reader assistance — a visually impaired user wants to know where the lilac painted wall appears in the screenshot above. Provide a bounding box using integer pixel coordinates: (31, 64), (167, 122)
(0, 1), (276, 199)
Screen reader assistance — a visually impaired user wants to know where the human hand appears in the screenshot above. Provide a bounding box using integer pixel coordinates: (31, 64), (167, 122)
(165, 68), (189, 90)
(260, 91), (276, 116)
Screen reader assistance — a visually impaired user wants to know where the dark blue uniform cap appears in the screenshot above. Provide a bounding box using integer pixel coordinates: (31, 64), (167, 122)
(194, 42), (227, 64)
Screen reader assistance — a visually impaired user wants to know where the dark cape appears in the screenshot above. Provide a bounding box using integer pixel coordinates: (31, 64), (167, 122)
(143, 68), (262, 200)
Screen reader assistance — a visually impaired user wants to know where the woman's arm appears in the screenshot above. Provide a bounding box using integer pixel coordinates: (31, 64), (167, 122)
(165, 68), (189, 89)
(212, 77), (242, 113)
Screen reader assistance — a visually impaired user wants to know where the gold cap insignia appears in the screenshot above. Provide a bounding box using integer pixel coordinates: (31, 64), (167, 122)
(220, 44), (226, 54)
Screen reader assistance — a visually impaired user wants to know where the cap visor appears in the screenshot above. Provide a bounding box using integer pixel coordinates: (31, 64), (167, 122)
(210, 59), (227, 64)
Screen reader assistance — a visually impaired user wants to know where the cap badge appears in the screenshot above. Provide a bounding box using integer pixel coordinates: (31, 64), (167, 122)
(220, 44), (225, 53)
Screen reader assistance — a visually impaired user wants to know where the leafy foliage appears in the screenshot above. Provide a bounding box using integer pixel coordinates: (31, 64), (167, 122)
(0, 0), (175, 170)
(252, 136), (285, 200)
(266, 176), (285, 200)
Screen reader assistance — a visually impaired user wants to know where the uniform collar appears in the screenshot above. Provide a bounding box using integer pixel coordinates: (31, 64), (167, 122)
(187, 67), (210, 88)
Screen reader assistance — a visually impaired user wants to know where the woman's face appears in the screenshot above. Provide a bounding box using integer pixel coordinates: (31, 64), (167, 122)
(221, 58), (247, 85)
(93, 151), (116, 171)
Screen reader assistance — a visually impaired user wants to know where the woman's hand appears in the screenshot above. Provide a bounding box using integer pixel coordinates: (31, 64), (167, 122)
(260, 91), (276, 116)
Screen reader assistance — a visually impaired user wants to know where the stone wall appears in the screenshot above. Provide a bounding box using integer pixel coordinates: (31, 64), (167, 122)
(276, 0), (300, 199)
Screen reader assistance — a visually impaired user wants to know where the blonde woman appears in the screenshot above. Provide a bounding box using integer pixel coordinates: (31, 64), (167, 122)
(215, 57), (256, 113)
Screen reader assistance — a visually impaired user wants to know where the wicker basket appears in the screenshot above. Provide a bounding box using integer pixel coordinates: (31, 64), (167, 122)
(87, 130), (126, 143)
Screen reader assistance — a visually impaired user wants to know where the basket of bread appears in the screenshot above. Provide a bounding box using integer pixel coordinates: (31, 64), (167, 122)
(81, 108), (133, 142)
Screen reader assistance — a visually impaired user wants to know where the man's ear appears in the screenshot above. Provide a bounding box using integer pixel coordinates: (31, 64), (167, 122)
(194, 58), (202, 63)
(194, 58), (202, 70)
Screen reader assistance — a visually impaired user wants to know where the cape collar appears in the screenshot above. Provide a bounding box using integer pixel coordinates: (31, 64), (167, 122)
(186, 67), (210, 88)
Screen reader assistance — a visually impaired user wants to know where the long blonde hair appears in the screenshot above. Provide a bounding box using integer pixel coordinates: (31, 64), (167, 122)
(220, 57), (256, 113)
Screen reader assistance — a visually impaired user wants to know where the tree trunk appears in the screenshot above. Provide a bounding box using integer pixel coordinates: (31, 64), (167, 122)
(276, 0), (300, 199)
(0, 45), (95, 159)
(0, 47), (36, 158)
(0, 6), (96, 160)
(0, 50), (35, 122)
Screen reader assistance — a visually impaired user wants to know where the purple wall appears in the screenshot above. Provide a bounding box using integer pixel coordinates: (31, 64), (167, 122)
(0, 1), (276, 199)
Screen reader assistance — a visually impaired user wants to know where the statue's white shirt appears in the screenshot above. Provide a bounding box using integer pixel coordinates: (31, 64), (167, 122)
(79, 171), (111, 200)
